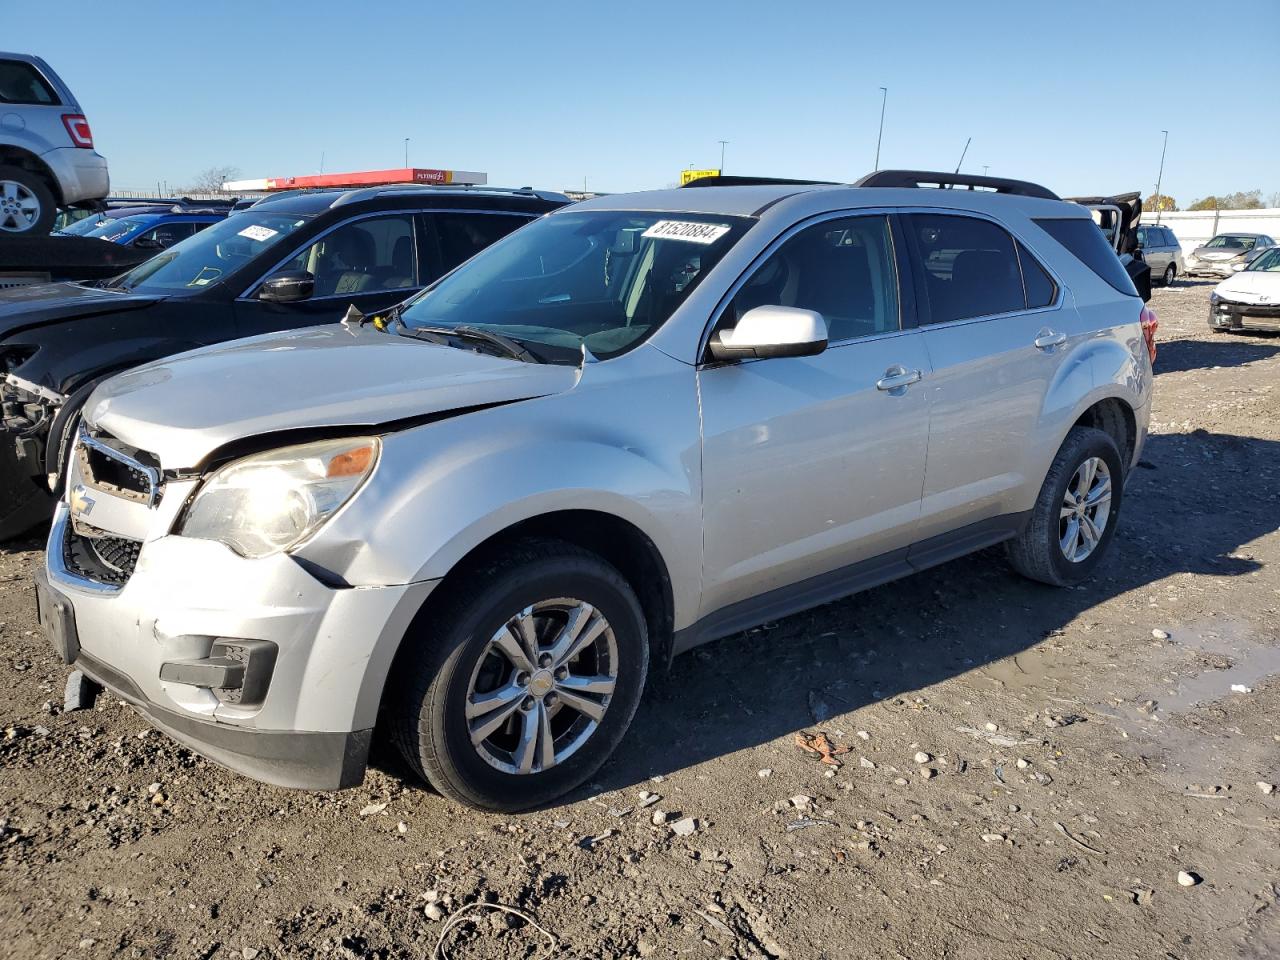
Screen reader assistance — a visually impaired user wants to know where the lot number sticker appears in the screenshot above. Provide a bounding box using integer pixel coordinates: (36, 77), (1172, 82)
(641, 220), (731, 245)
(238, 224), (279, 243)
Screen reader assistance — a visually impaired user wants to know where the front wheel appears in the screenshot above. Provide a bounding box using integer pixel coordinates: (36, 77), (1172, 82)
(1006, 427), (1125, 586)
(389, 540), (649, 811)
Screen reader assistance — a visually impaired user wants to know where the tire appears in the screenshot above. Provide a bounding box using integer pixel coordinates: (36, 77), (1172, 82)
(1006, 427), (1125, 587)
(389, 539), (649, 811)
(0, 440), (55, 540)
(0, 165), (56, 236)
(1162, 263), (1176, 286)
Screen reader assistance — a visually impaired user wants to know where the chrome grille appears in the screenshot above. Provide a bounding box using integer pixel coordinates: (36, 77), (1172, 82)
(76, 429), (162, 506)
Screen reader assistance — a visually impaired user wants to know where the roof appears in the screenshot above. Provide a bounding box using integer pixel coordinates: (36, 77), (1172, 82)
(244, 185), (568, 216)
(570, 183), (1082, 220)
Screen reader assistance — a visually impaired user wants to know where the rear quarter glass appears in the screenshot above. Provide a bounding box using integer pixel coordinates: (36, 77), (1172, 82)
(1033, 218), (1138, 297)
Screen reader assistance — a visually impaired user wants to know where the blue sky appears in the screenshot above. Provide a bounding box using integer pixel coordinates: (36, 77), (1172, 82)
(14, 0), (1279, 204)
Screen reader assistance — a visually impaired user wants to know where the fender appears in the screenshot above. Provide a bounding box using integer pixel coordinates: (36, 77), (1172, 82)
(295, 360), (705, 628)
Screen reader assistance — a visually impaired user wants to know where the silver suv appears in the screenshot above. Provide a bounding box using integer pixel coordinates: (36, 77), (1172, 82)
(35, 171), (1154, 810)
(0, 52), (108, 235)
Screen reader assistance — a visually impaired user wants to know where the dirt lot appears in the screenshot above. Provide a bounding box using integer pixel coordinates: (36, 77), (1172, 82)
(1, 280), (1277, 960)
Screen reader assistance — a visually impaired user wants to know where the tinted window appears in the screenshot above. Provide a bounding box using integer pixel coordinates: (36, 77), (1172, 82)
(284, 215), (418, 297)
(1017, 242), (1057, 308)
(1034, 218), (1138, 297)
(726, 215), (899, 342)
(136, 222), (198, 249)
(0, 59), (58, 105)
(907, 214), (1024, 323)
(433, 213), (533, 276)
(1136, 227), (1149, 248)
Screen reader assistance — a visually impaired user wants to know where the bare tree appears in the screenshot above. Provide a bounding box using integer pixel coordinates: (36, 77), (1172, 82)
(184, 165), (241, 195)
(1268, 191), (1280, 209)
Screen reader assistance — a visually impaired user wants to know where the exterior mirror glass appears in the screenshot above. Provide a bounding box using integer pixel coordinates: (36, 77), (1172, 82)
(258, 270), (314, 304)
(709, 305), (828, 361)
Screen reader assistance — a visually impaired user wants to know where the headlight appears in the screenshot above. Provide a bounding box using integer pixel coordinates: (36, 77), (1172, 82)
(177, 437), (380, 558)
(1209, 292), (1221, 305)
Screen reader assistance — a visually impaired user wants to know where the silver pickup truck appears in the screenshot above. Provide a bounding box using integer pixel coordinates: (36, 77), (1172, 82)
(0, 52), (108, 235)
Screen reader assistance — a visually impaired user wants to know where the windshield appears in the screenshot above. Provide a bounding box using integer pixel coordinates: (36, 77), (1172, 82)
(398, 210), (753, 360)
(1246, 248), (1280, 272)
(57, 214), (117, 236)
(1205, 235), (1256, 250)
(85, 216), (152, 243)
(113, 212), (312, 294)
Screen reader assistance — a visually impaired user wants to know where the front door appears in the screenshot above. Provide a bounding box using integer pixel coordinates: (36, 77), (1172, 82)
(698, 214), (931, 620)
(234, 213), (424, 335)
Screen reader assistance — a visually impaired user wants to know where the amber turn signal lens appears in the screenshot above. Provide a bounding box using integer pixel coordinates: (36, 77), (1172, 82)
(327, 444), (376, 478)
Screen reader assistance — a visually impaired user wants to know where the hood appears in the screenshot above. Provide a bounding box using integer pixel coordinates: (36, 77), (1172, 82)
(1214, 270), (1280, 304)
(0, 282), (161, 340)
(85, 324), (581, 468)
(1193, 246), (1249, 262)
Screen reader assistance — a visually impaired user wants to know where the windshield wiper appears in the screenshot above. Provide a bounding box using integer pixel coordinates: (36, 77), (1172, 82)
(399, 323), (542, 363)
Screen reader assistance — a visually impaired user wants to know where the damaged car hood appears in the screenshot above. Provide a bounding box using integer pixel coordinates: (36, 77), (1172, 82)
(84, 324), (580, 468)
(0, 282), (161, 340)
(1214, 271), (1280, 304)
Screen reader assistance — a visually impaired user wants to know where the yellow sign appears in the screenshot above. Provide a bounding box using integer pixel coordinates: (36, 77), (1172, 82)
(680, 169), (721, 185)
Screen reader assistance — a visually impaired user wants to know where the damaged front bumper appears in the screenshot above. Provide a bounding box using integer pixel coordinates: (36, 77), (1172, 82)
(1209, 298), (1280, 333)
(1, 372), (64, 487)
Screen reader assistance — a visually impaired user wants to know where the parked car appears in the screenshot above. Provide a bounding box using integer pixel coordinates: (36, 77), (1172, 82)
(32, 171), (1154, 809)
(1185, 232), (1276, 278)
(79, 206), (230, 251)
(1208, 245), (1280, 333)
(0, 52), (108, 235)
(1136, 223), (1184, 285)
(0, 184), (568, 537)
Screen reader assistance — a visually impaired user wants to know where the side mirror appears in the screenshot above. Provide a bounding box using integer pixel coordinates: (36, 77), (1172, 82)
(258, 270), (315, 304)
(708, 305), (828, 361)
(1232, 262), (1247, 273)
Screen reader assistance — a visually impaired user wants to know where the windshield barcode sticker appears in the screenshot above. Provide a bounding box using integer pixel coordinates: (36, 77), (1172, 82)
(238, 224), (279, 242)
(641, 220), (731, 245)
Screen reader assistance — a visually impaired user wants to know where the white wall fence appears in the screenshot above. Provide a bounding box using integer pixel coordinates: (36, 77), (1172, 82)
(1142, 208), (1280, 254)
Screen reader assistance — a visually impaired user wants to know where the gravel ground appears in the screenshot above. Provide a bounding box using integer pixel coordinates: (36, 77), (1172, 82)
(1, 280), (1277, 960)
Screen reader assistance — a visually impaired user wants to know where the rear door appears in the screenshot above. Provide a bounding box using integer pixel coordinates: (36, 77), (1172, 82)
(698, 213), (932, 619)
(902, 211), (1069, 545)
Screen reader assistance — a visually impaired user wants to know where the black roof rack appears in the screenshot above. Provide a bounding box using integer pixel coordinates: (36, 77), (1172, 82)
(680, 175), (839, 188)
(853, 170), (1059, 201)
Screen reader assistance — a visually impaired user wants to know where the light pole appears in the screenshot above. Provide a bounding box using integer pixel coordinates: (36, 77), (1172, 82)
(718, 140), (729, 173)
(874, 86), (887, 171)
(982, 165), (989, 177)
(1153, 129), (1169, 223)
(404, 138), (410, 168)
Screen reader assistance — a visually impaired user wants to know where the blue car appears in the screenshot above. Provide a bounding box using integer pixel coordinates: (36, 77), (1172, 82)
(80, 206), (229, 250)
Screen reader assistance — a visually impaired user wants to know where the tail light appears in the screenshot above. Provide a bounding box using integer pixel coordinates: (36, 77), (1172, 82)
(61, 114), (94, 149)
(1140, 305), (1158, 364)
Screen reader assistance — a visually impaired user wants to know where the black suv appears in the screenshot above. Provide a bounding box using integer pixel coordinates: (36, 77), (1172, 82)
(0, 185), (568, 537)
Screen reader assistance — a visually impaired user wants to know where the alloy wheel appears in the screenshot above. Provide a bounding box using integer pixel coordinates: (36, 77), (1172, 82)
(465, 598), (618, 775)
(1059, 456), (1111, 562)
(0, 180), (41, 232)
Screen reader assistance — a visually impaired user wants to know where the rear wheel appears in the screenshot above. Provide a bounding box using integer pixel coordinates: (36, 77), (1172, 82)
(1007, 427), (1125, 586)
(389, 540), (648, 811)
(1162, 263), (1176, 286)
(0, 166), (55, 236)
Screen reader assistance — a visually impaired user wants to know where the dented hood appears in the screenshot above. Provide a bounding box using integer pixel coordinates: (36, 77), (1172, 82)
(0, 281), (161, 340)
(85, 324), (580, 468)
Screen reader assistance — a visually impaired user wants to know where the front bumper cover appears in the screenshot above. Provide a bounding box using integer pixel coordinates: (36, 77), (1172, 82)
(1209, 299), (1280, 332)
(38, 500), (436, 790)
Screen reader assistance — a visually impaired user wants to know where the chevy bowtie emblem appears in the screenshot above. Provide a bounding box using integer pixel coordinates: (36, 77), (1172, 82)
(69, 484), (96, 518)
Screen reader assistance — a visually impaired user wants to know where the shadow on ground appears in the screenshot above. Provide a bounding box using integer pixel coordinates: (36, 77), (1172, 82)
(1155, 336), (1280, 374)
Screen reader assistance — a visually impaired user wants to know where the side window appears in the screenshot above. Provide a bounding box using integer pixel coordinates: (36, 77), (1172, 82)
(1017, 242), (1057, 309)
(137, 222), (196, 248)
(431, 213), (533, 277)
(0, 59), (59, 105)
(1136, 227), (1149, 248)
(725, 215), (900, 343)
(906, 214), (1025, 324)
(282, 215), (417, 297)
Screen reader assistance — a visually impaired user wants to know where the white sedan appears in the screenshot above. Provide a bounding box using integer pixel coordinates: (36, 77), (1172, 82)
(1209, 247), (1280, 333)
